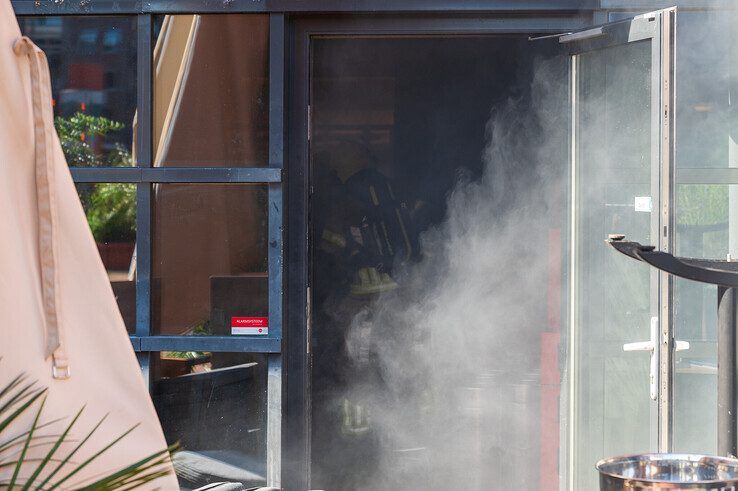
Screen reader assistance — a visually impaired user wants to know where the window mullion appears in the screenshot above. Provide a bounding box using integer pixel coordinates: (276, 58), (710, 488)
(266, 12), (285, 489)
(135, 15), (153, 389)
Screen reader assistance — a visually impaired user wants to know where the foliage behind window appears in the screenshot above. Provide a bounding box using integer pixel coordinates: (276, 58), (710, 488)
(57, 112), (137, 243)
(85, 183), (137, 243)
(54, 112), (133, 167)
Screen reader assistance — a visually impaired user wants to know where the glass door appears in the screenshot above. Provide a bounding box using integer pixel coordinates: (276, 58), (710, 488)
(566, 9), (674, 490)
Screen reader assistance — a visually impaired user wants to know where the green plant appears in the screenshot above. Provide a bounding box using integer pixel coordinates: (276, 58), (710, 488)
(54, 113), (132, 168)
(0, 371), (177, 489)
(83, 184), (136, 244)
(161, 352), (209, 360)
(56, 113), (136, 244)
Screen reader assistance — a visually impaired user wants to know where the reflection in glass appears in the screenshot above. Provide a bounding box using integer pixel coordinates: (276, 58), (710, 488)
(674, 11), (738, 169)
(152, 184), (268, 336)
(152, 15), (269, 167)
(17, 16), (137, 166)
(151, 352), (267, 489)
(672, 184), (731, 453)
(75, 183), (137, 333)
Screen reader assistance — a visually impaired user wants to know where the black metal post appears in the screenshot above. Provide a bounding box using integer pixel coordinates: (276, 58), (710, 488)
(718, 286), (738, 457)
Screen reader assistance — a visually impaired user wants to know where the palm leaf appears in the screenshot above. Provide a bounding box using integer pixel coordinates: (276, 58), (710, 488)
(0, 374), (28, 402)
(111, 469), (175, 491)
(0, 370), (176, 490)
(0, 418), (67, 454)
(0, 457), (67, 470)
(8, 393), (47, 489)
(47, 423), (141, 490)
(0, 388), (47, 437)
(21, 406), (86, 490)
(0, 377), (38, 416)
(35, 414), (110, 490)
(2, 442), (71, 460)
(74, 444), (178, 490)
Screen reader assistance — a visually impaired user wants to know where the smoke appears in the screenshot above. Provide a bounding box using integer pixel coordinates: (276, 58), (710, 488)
(336, 56), (569, 490)
(311, 9), (738, 487)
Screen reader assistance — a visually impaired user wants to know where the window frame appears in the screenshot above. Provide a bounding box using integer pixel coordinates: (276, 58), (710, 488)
(16, 12), (286, 487)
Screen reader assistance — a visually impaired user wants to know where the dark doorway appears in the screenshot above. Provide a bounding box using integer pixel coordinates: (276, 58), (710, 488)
(308, 35), (559, 489)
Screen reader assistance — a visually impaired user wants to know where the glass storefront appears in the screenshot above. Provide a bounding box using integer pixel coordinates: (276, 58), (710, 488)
(14, 5), (738, 490)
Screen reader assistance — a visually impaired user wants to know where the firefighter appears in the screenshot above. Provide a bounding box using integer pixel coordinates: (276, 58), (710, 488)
(311, 142), (423, 487)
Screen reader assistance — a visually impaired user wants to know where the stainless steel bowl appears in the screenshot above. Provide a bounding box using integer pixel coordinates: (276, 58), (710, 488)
(597, 454), (738, 490)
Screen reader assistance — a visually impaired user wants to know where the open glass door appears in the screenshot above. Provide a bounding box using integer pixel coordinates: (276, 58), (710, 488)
(565, 8), (675, 490)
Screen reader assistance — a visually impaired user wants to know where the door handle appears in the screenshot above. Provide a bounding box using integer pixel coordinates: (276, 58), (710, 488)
(623, 316), (659, 401)
(623, 340), (654, 352)
(622, 317), (691, 402)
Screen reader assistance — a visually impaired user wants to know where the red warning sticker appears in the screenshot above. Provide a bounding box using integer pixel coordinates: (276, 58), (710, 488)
(231, 317), (269, 335)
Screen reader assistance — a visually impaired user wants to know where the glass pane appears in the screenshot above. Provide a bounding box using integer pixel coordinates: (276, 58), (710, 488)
(75, 183), (137, 333)
(152, 15), (269, 167)
(670, 8), (738, 452)
(572, 40), (654, 490)
(672, 184), (731, 452)
(17, 16), (137, 167)
(675, 11), (738, 169)
(152, 184), (268, 336)
(309, 36), (564, 490)
(151, 351), (267, 489)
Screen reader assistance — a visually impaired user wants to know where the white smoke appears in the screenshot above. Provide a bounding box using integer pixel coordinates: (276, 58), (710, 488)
(338, 56), (569, 490)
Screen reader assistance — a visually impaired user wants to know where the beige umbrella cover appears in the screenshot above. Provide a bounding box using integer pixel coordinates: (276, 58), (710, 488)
(0, 1), (177, 488)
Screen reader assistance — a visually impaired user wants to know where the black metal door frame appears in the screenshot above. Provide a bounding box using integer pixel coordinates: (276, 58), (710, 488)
(285, 13), (595, 489)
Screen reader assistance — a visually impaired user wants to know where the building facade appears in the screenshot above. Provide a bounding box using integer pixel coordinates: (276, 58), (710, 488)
(11, 1), (738, 489)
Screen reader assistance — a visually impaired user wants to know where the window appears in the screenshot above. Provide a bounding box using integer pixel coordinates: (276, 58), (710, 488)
(75, 183), (137, 333)
(18, 12), (284, 488)
(152, 15), (269, 167)
(151, 183), (268, 336)
(151, 351), (268, 488)
(17, 16), (137, 167)
(671, 10), (738, 453)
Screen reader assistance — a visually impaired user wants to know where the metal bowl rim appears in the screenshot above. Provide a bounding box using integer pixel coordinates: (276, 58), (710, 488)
(595, 453), (738, 485)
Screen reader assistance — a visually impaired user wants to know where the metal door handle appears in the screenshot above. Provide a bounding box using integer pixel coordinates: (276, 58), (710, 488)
(623, 317), (659, 401)
(626, 339), (690, 352)
(622, 318), (691, 402)
(623, 340), (654, 352)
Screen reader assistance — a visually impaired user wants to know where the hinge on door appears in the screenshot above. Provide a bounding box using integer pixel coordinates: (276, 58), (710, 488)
(307, 104), (312, 142)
